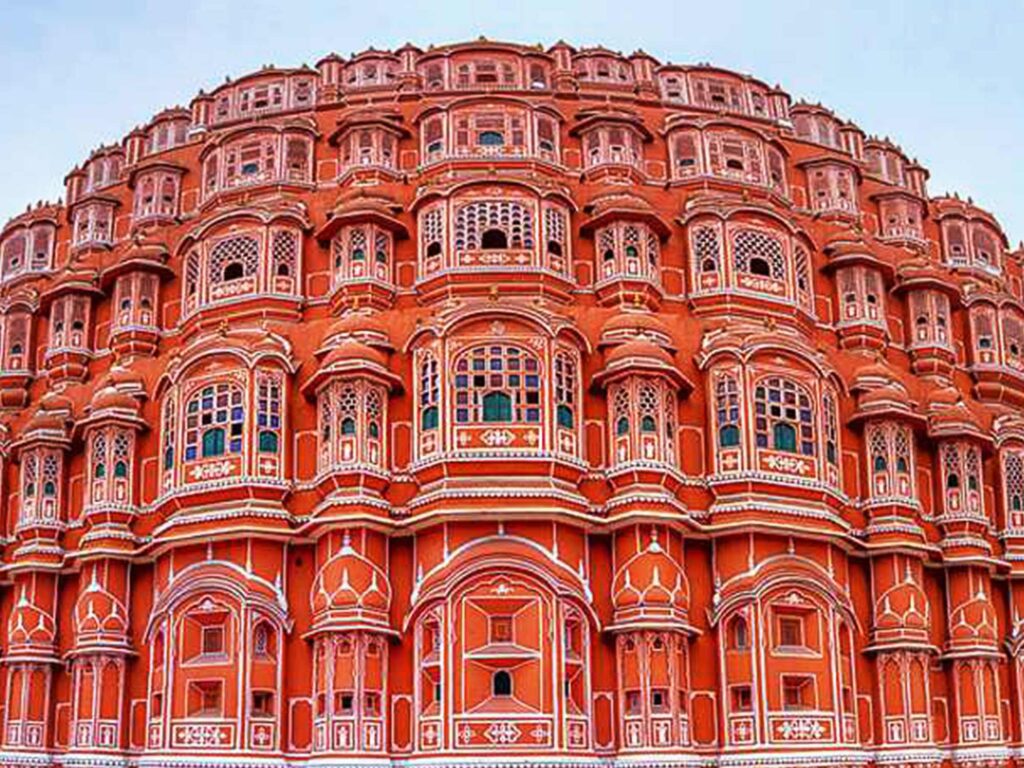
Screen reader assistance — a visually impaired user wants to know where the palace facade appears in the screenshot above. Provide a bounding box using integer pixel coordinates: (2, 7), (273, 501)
(0, 37), (1022, 768)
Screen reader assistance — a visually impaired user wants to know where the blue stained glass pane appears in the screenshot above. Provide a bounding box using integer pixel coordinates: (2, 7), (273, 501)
(509, 375), (520, 387)
(185, 447), (197, 460)
(232, 407), (244, 420)
(229, 439), (243, 453)
(755, 435), (768, 448)
(216, 411), (227, 423)
(525, 375), (539, 388)
(270, 416), (280, 428)
(472, 359), (485, 371)
(490, 359), (502, 370)
(203, 397), (214, 409)
(455, 375), (468, 387)
(257, 414), (267, 427)
(526, 409), (540, 422)
(456, 408), (469, 422)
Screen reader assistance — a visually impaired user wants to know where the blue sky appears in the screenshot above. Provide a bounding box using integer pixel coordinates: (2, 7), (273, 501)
(1, 0), (1021, 243)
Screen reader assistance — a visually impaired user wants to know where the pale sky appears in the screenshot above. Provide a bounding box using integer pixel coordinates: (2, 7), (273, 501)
(1, 0), (1020, 243)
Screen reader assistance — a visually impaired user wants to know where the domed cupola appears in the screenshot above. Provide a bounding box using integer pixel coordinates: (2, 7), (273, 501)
(315, 309), (396, 357)
(6, 583), (58, 658)
(71, 567), (131, 653)
(610, 527), (692, 633)
(597, 309), (676, 351)
(310, 530), (394, 636)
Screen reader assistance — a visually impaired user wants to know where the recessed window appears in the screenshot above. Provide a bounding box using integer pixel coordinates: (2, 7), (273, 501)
(719, 424), (740, 448)
(777, 615), (804, 649)
(729, 616), (749, 650)
(782, 676), (814, 711)
(625, 690), (642, 716)
(201, 625), (225, 655)
(492, 670), (512, 697)
(490, 616), (513, 643)
(188, 681), (223, 717)
(651, 688), (668, 713)
(731, 685), (752, 712)
(480, 229), (508, 250)
(364, 692), (381, 716)
(251, 690), (274, 717)
(478, 131), (505, 146)
(336, 691), (354, 714)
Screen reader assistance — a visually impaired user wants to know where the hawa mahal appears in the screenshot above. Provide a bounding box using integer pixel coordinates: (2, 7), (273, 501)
(0, 37), (1021, 768)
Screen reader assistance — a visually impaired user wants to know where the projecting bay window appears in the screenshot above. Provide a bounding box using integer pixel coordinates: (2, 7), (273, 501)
(939, 441), (984, 518)
(201, 129), (314, 200)
(72, 202), (115, 249)
(0, 224), (54, 280)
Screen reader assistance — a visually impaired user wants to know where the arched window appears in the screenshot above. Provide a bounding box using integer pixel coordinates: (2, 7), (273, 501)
(729, 616), (749, 650)
(185, 383), (245, 462)
(732, 229), (785, 281)
(773, 422), (797, 452)
(553, 351), (578, 434)
(453, 345), (541, 425)
(482, 391), (513, 422)
(1004, 450), (1024, 527)
(256, 374), (282, 455)
(479, 130), (504, 146)
(454, 200), (534, 252)
(754, 377), (814, 456)
(420, 352), (440, 431)
(208, 235), (259, 290)
(203, 428), (226, 457)
(715, 374), (741, 448)
(481, 229), (508, 250)
(493, 670), (512, 697)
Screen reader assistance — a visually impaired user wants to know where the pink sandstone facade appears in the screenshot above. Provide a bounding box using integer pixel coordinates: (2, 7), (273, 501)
(0, 36), (1021, 768)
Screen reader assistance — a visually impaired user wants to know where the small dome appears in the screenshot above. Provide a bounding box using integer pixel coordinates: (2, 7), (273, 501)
(24, 391), (73, 435)
(311, 532), (392, 630)
(74, 572), (129, 640)
(90, 385), (138, 414)
(321, 311), (394, 352)
(611, 532), (689, 624)
(599, 311), (675, 349)
(605, 338), (675, 368)
(321, 339), (389, 369)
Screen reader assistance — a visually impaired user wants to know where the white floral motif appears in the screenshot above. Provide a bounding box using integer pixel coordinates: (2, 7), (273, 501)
(777, 718), (826, 740)
(763, 454), (810, 474)
(485, 721), (521, 744)
(481, 429), (516, 447)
